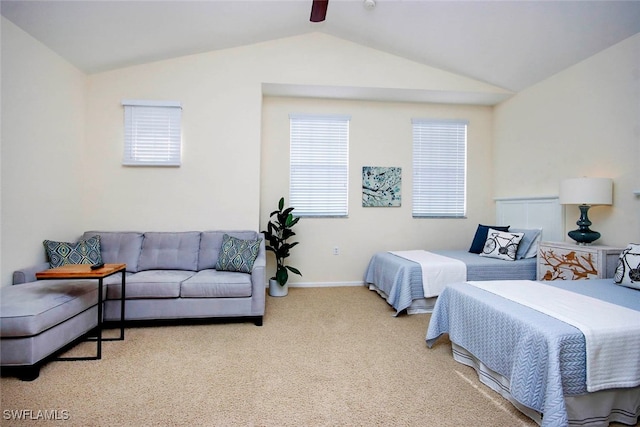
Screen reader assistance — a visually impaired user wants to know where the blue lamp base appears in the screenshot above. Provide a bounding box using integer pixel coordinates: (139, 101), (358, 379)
(568, 204), (600, 245)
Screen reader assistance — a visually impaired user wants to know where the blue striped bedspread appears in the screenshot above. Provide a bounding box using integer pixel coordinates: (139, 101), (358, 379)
(363, 250), (536, 314)
(426, 279), (640, 427)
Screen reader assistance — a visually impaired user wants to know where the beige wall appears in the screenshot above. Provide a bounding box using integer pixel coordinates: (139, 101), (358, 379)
(3, 22), (637, 287)
(1, 30), (504, 286)
(82, 33), (503, 234)
(84, 53), (264, 232)
(80, 33), (504, 286)
(261, 97), (494, 285)
(1, 18), (87, 285)
(494, 33), (640, 247)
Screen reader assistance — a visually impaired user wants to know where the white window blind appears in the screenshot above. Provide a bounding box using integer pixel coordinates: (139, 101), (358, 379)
(122, 100), (182, 166)
(289, 114), (350, 217)
(412, 119), (468, 218)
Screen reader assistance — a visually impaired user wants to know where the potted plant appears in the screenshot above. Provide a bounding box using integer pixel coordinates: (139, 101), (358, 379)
(262, 197), (302, 296)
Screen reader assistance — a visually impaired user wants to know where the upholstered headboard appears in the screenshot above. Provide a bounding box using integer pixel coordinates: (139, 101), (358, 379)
(495, 197), (565, 242)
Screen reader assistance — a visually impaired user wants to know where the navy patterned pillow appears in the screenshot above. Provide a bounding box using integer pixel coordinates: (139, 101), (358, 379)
(469, 224), (510, 254)
(215, 234), (262, 273)
(43, 235), (102, 268)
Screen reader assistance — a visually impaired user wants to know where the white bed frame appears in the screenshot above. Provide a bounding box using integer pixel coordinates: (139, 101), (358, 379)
(495, 196), (565, 242)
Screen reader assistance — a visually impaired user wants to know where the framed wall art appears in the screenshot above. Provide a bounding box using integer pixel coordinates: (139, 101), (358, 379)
(362, 166), (401, 207)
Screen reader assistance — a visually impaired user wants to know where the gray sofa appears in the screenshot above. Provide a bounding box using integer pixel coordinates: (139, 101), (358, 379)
(1, 230), (266, 380)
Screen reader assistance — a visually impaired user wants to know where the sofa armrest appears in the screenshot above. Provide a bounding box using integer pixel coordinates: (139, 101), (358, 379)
(249, 235), (267, 315)
(13, 262), (51, 284)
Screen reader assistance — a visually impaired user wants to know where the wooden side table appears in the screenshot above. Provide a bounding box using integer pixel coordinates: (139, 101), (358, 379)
(537, 241), (623, 281)
(36, 263), (126, 360)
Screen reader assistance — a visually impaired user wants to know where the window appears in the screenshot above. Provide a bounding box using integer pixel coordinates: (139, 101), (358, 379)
(122, 100), (182, 166)
(289, 114), (350, 217)
(412, 119), (468, 218)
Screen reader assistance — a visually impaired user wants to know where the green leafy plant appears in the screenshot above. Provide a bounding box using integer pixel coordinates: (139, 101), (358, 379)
(262, 197), (302, 286)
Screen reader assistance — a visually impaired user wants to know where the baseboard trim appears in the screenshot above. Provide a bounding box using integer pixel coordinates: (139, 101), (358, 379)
(288, 281), (365, 288)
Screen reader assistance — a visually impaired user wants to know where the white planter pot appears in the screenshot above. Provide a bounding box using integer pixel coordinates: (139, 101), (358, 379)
(269, 278), (288, 297)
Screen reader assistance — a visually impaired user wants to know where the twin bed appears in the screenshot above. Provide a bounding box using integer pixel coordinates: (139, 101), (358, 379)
(426, 277), (640, 426)
(364, 249), (537, 314)
(365, 197), (639, 425)
(364, 197), (561, 315)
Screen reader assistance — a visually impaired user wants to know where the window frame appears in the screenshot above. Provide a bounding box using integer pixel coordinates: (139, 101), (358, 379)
(121, 99), (183, 167)
(289, 114), (350, 218)
(411, 118), (468, 219)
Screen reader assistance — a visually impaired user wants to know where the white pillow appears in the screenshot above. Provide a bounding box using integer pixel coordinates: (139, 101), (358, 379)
(614, 243), (640, 290)
(480, 228), (524, 261)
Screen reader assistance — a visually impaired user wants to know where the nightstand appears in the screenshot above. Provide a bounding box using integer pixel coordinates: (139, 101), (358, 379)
(537, 241), (623, 281)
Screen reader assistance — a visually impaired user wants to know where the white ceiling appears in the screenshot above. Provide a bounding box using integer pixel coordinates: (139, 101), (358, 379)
(2, 0), (640, 92)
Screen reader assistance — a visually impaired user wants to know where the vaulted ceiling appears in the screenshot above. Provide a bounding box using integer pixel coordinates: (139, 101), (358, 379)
(2, 0), (640, 92)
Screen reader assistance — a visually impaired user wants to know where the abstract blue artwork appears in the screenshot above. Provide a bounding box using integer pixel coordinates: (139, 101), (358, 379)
(362, 166), (402, 207)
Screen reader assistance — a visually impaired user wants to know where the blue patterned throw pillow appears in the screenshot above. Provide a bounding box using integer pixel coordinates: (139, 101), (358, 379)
(215, 234), (262, 273)
(43, 235), (102, 268)
(469, 224), (510, 254)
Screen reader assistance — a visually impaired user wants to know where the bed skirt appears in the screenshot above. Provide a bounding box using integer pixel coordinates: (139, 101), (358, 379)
(452, 343), (640, 427)
(368, 283), (437, 314)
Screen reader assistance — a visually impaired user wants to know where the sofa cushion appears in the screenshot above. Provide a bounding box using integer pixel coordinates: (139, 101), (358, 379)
(43, 236), (102, 268)
(181, 269), (252, 298)
(112, 270), (194, 299)
(137, 232), (201, 271)
(215, 234), (262, 273)
(83, 231), (144, 272)
(99, 272), (132, 299)
(198, 230), (259, 270)
(0, 281), (99, 337)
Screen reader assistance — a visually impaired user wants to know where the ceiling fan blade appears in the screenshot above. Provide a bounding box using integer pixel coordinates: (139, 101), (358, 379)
(310, 0), (329, 22)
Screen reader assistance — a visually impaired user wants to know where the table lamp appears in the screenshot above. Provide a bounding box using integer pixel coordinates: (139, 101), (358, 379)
(559, 177), (613, 245)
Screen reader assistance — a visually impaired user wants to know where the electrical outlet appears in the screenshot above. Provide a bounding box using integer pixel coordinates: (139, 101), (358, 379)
(333, 247), (339, 255)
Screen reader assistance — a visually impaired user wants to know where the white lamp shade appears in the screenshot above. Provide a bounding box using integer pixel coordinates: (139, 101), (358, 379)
(559, 177), (613, 205)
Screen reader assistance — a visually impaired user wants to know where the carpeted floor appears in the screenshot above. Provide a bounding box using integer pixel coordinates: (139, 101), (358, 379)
(1, 286), (536, 426)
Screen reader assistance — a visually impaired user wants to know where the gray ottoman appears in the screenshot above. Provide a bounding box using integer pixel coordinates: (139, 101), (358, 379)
(0, 280), (99, 380)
